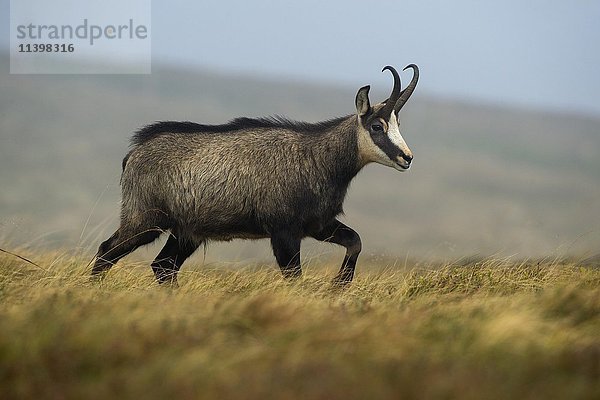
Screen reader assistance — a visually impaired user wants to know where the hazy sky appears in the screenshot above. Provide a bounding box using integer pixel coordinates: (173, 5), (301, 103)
(3, 0), (600, 116)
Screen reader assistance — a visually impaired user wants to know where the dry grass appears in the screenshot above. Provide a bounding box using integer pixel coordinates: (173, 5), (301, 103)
(0, 251), (599, 399)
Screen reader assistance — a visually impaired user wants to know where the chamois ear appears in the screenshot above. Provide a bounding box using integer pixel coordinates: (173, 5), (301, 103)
(355, 85), (371, 117)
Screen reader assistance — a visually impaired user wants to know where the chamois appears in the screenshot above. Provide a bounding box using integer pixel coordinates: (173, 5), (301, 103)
(92, 65), (419, 286)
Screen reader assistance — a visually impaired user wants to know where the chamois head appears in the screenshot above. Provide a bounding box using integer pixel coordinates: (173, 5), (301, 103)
(355, 64), (419, 171)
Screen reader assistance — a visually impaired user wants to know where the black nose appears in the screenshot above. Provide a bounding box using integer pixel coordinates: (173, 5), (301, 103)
(402, 153), (413, 163)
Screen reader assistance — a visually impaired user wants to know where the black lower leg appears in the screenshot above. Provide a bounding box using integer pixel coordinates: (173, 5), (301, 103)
(271, 230), (302, 279)
(311, 219), (361, 286)
(91, 231), (120, 277)
(151, 235), (198, 285)
(91, 229), (160, 279)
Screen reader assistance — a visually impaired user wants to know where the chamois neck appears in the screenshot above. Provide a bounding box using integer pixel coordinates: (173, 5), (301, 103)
(313, 114), (362, 186)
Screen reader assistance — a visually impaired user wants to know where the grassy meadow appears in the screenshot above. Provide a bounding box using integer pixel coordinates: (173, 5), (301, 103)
(0, 251), (598, 399)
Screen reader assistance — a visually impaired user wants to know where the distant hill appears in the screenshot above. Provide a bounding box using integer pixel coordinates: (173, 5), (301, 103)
(1, 56), (599, 262)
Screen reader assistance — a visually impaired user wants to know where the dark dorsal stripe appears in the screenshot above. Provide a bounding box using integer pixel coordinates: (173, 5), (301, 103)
(131, 116), (350, 146)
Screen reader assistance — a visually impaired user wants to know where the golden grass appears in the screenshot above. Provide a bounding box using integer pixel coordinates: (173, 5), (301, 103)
(0, 252), (599, 399)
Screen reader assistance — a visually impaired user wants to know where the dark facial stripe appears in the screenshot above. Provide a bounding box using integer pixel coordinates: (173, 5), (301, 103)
(369, 131), (403, 161)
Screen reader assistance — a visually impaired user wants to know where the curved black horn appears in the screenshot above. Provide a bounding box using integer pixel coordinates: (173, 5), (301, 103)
(380, 66), (402, 117)
(394, 64), (419, 113)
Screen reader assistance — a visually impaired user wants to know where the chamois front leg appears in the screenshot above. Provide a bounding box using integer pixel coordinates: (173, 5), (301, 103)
(311, 219), (362, 286)
(270, 230), (302, 280)
(150, 235), (199, 286)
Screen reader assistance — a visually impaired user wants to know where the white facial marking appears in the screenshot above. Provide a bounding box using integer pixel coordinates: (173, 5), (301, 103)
(356, 111), (413, 171)
(387, 112), (412, 160)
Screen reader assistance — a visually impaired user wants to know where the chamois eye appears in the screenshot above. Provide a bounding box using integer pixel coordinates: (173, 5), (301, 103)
(371, 123), (383, 132)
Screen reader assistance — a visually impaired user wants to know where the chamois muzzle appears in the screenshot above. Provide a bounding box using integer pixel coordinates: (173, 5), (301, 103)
(397, 152), (413, 170)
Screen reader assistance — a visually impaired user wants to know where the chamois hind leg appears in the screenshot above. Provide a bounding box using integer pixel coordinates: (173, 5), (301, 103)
(311, 219), (362, 286)
(151, 234), (199, 286)
(91, 227), (162, 279)
(270, 230), (302, 280)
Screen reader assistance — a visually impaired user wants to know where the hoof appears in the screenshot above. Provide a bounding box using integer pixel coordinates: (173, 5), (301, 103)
(156, 275), (179, 287)
(89, 271), (107, 283)
(158, 279), (180, 289)
(331, 276), (352, 289)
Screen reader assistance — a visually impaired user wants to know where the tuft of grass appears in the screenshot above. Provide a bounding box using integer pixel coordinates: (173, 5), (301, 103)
(0, 251), (599, 400)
